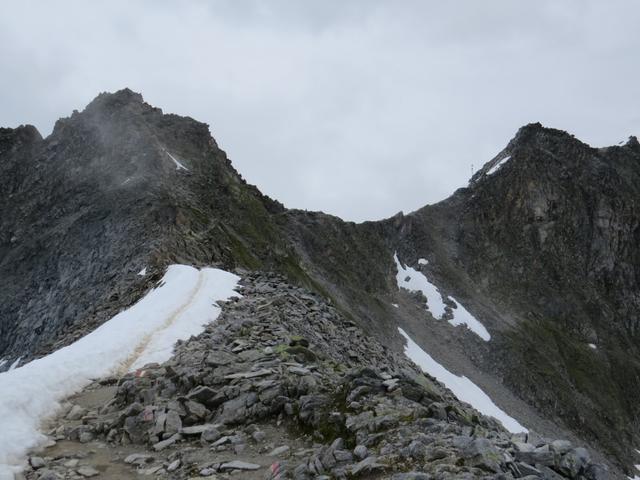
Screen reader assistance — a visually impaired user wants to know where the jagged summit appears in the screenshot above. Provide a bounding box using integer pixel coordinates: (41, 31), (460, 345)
(88, 87), (145, 108)
(469, 122), (640, 186)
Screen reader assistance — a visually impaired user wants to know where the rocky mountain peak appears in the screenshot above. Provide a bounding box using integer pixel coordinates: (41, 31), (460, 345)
(0, 125), (42, 155)
(83, 88), (148, 114)
(50, 88), (163, 140)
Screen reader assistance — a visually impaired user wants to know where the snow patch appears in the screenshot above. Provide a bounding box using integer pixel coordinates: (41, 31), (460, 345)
(398, 328), (526, 433)
(137, 267), (147, 276)
(391, 303), (399, 308)
(486, 155), (511, 176)
(417, 258), (429, 265)
(394, 253), (447, 319)
(394, 254), (490, 341)
(164, 150), (189, 171)
(588, 343), (597, 350)
(449, 298), (491, 341)
(0, 265), (239, 477)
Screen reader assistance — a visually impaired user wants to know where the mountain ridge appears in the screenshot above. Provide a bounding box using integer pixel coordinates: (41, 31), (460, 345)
(1, 89), (639, 476)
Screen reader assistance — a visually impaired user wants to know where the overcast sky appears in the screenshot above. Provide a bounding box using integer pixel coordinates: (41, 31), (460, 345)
(2, 1), (639, 221)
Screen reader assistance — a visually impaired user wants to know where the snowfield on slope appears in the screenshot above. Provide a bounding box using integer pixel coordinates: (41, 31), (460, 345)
(398, 328), (527, 433)
(394, 254), (491, 341)
(0, 265), (240, 479)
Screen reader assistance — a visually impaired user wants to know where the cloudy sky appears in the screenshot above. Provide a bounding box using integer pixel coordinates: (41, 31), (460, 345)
(2, 1), (639, 221)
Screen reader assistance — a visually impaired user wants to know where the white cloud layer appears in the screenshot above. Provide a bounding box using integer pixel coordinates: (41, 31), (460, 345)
(1, 1), (639, 221)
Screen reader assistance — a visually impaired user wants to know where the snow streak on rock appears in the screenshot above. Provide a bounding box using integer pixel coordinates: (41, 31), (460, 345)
(398, 328), (526, 433)
(164, 150), (189, 171)
(448, 298), (491, 341)
(486, 155), (511, 175)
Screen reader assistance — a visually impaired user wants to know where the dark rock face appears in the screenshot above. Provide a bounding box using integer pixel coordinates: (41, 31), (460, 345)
(2, 91), (639, 475)
(0, 89), (287, 357)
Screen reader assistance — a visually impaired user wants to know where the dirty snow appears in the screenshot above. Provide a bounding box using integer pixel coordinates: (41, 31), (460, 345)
(394, 253), (447, 319)
(0, 359), (6, 369)
(0, 265), (239, 478)
(486, 155), (511, 176)
(448, 298), (491, 341)
(398, 328), (526, 433)
(164, 150), (189, 171)
(394, 254), (490, 341)
(137, 267), (147, 276)
(417, 258), (429, 265)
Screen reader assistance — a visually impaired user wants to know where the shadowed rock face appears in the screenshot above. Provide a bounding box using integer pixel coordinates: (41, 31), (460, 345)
(1, 90), (639, 474)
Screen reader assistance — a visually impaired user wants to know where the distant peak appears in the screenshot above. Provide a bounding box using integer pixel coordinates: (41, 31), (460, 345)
(50, 89), (160, 138)
(84, 88), (146, 112)
(508, 123), (577, 149)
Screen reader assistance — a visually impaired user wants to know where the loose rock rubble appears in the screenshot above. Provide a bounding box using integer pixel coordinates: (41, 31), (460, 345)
(25, 273), (610, 479)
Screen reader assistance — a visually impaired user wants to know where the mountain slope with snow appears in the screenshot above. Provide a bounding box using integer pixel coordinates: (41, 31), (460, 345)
(0, 265), (239, 477)
(1, 91), (639, 476)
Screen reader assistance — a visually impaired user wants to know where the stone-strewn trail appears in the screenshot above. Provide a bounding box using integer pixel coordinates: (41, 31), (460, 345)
(22, 273), (610, 479)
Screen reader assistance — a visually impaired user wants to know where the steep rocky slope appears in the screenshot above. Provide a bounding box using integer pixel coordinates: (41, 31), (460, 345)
(23, 273), (609, 479)
(1, 90), (639, 476)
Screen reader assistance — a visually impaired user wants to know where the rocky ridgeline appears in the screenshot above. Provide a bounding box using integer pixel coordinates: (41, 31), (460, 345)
(26, 273), (609, 479)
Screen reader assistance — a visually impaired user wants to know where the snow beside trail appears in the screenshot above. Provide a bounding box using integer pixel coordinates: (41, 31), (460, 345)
(0, 265), (239, 478)
(394, 254), (490, 341)
(398, 328), (526, 433)
(449, 298), (491, 341)
(486, 155), (511, 176)
(394, 254), (447, 319)
(165, 150), (189, 171)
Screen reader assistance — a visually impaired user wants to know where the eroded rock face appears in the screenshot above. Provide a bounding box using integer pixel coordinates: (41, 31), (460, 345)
(32, 273), (610, 479)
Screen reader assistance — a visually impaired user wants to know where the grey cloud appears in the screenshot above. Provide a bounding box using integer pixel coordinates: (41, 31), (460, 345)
(1, 1), (638, 221)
